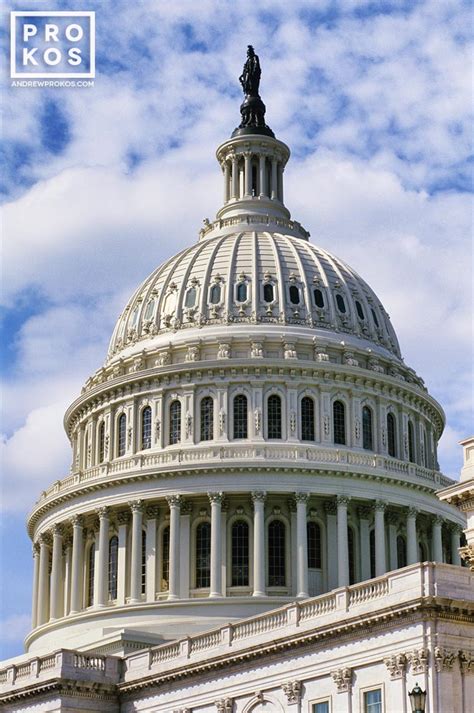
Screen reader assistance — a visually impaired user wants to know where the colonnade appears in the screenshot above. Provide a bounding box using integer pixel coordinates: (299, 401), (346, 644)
(31, 494), (463, 629)
(221, 150), (285, 204)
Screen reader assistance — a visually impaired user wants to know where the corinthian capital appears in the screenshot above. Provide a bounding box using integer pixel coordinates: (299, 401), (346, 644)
(208, 492), (223, 505)
(166, 494), (182, 508)
(251, 491), (266, 504)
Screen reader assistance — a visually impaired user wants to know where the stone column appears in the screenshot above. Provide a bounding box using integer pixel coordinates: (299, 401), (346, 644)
(231, 155), (238, 199)
(209, 492), (223, 598)
(374, 501), (387, 576)
(37, 534), (51, 626)
(129, 500), (144, 603)
(450, 525), (462, 566)
(50, 524), (64, 620)
(271, 158), (278, 200)
(277, 164), (284, 203)
(252, 491), (266, 597)
(70, 515), (84, 614)
(325, 501), (338, 590)
(244, 151), (252, 197)
(406, 508), (418, 564)
(387, 511), (399, 571)
(358, 506), (371, 581)
(337, 496), (350, 587)
(145, 506), (158, 603)
(63, 537), (72, 616)
(167, 495), (181, 600)
(259, 154), (267, 196)
(31, 543), (40, 629)
(432, 515), (444, 562)
(117, 511), (129, 606)
(96, 507), (110, 607)
(223, 161), (230, 203)
(295, 493), (309, 598)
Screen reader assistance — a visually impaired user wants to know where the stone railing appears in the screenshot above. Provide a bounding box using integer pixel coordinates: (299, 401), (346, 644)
(0, 650), (120, 692)
(119, 563), (473, 685)
(33, 444), (452, 508)
(198, 213), (310, 240)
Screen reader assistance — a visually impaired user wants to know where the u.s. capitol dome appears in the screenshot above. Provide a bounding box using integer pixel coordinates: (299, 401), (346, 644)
(25, 54), (464, 658)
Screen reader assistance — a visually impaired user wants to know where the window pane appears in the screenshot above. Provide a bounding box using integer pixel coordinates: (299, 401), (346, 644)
(313, 703), (329, 713)
(231, 521), (249, 586)
(108, 536), (118, 600)
(387, 413), (396, 457)
(268, 520), (286, 586)
(161, 526), (170, 591)
(289, 285), (300, 305)
(200, 397), (214, 441)
(362, 406), (373, 450)
(371, 308), (379, 327)
(236, 282), (247, 302)
(98, 422), (105, 463)
(348, 526), (355, 584)
(267, 394), (282, 439)
(336, 294), (346, 313)
(397, 535), (407, 568)
(141, 406), (152, 450)
(87, 543), (95, 607)
(144, 299), (155, 320)
(364, 689), (382, 713)
(307, 521), (322, 569)
(169, 400), (181, 444)
(233, 394), (248, 439)
(408, 421), (415, 462)
(370, 528), (375, 579)
(356, 300), (365, 320)
(263, 283), (274, 303)
(314, 288), (324, 309)
(185, 287), (196, 308)
(196, 522), (211, 588)
(301, 397), (315, 441)
(118, 414), (126, 456)
(210, 284), (221, 304)
(141, 530), (146, 594)
(333, 401), (345, 445)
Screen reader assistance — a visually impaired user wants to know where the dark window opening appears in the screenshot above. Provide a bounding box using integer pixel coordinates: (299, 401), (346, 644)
(118, 414), (126, 457)
(231, 520), (249, 586)
(236, 282), (247, 302)
(200, 397), (214, 441)
(362, 406), (373, 450)
(196, 522), (211, 588)
(387, 413), (396, 457)
(356, 300), (365, 320)
(336, 294), (346, 313)
(408, 421), (415, 463)
(397, 535), (407, 568)
(185, 287), (196, 308)
(268, 520), (286, 587)
(108, 536), (118, 600)
(267, 394), (282, 439)
(169, 400), (181, 445)
(210, 284), (221, 304)
(333, 400), (346, 445)
(371, 308), (379, 327)
(301, 396), (315, 441)
(141, 406), (152, 450)
(314, 288), (325, 308)
(263, 283), (274, 303)
(289, 285), (300, 305)
(307, 521), (322, 569)
(233, 394), (248, 439)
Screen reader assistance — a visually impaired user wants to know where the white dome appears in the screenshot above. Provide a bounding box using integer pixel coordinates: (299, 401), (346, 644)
(107, 231), (401, 363)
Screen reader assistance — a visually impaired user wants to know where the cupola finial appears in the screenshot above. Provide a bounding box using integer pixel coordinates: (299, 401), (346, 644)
(232, 46), (274, 138)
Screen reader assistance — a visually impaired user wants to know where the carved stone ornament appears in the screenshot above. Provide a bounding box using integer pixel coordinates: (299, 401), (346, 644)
(289, 409), (296, 433)
(283, 342), (297, 359)
(167, 494), (182, 508)
(155, 418), (161, 442)
(331, 667), (352, 692)
(129, 500), (144, 514)
(459, 650), (474, 674)
(408, 648), (429, 674)
(354, 417), (361, 440)
(127, 426), (133, 447)
(384, 653), (407, 679)
(185, 345), (200, 362)
(460, 543), (474, 570)
(185, 412), (193, 438)
(323, 414), (330, 436)
(217, 343), (230, 359)
(254, 408), (262, 434)
(434, 646), (456, 672)
(281, 680), (302, 703)
(208, 492), (223, 505)
(343, 351), (359, 367)
(295, 492), (309, 504)
(219, 409), (226, 436)
(251, 491), (266, 504)
(215, 698), (233, 713)
(251, 341), (263, 358)
(156, 350), (171, 366)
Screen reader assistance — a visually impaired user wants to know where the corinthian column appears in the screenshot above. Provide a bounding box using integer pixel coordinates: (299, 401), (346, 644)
(374, 501), (387, 576)
(50, 524), (64, 620)
(37, 534), (51, 626)
(295, 493), (309, 598)
(96, 507), (110, 607)
(70, 515), (84, 614)
(432, 515), (444, 563)
(450, 525), (462, 566)
(337, 496), (350, 587)
(129, 500), (144, 603)
(406, 508), (418, 564)
(209, 493), (223, 598)
(31, 543), (40, 629)
(252, 491), (266, 597)
(244, 151), (252, 197)
(167, 495), (181, 600)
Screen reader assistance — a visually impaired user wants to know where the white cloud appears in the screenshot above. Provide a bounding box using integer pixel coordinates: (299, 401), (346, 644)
(0, 614), (30, 644)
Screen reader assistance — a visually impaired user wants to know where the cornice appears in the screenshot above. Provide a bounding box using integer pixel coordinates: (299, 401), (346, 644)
(0, 678), (117, 706)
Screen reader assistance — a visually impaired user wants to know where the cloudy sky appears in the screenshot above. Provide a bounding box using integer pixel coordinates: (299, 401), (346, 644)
(1, 0), (472, 659)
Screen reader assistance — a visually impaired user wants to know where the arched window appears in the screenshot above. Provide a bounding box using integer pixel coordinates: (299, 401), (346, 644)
(185, 286), (196, 308)
(87, 542), (95, 607)
(289, 285), (300, 305)
(362, 406), (373, 450)
(98, 421), (105, 463)
(263, 283), (274, 303)
(336, 294), (346, 313)
(210, 283), (221, 304)
(268, 520), (286, 587)
(200, 397), (214, 441)
(236, 282), (247, 302)
(371, 308), (379, 328)
(355, 300), (365, 320)
(333, 401), (346, 445)
(348, 526), (355, 585)
(196, 522), (211, 588)
(408, 421), (415, 463)
(313, 288), (325, 309)
(370, 529), (376, 579)
(301, 396), (315, 442)
(141, 530), (146, 595)
(108, 535), (118, 600)
(397, 535), (407, 568)
(233, 394), (248, 439)
(169, 400), (181, 445)
(307, 521), (322, 569)
(267, 394), (282, 439)
(118, 414), (126, 457)
(141, 406), (152, 450)
(161, 526), (170, 591)
(231, 520), (249, 586)
(387, 413), (397, 457)
(144, 299), (155, 320)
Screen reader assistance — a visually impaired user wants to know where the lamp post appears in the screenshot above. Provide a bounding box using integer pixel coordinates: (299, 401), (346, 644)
(408, 683), (427, 713)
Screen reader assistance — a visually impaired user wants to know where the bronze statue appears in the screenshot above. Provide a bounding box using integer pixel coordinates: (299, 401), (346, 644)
(239, 45), (261, 97)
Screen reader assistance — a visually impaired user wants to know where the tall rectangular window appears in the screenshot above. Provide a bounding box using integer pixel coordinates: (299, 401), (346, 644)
(364, 689), (382, 713)
(312, 703), (329, 713)
(233, 394), (248, 439)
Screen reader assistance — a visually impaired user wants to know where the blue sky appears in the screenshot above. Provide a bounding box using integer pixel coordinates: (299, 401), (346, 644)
(1, 0), (472, 659)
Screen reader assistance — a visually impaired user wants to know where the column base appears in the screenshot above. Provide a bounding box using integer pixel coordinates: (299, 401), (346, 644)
(128, 599), (141, 605)
(252, 591), (266, 597)
(296, 592), (309, 599)
(209, 592), (223, 599)
(167, 594), (180, 601)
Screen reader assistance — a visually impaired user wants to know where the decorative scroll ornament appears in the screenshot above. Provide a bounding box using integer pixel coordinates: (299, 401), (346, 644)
(185, 345), (200, 362)
(219, 409), (226, 436)
(127, 426), (133, 448)
(251, 342), (263, 358)
(254, 408), (262, 434)
(434, 647), (456, 672)
(408, 648), (429, 673)
(289, 410), (297, 433)
(354, 417), (361, 440)
(251, 491), (266, 504)
(215, 698), (233, 713)
(281, 680), (302, 703)
(154, 418), (161, 442)
(283, 342), (297, 359)
(331, 667), (352, 693)
(185, 412), (193, 438)
(384, 653), (407, 679)
(343, 351), (358, 367)
(323, 415), (330, 436)
(217, 343), (230, 359)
